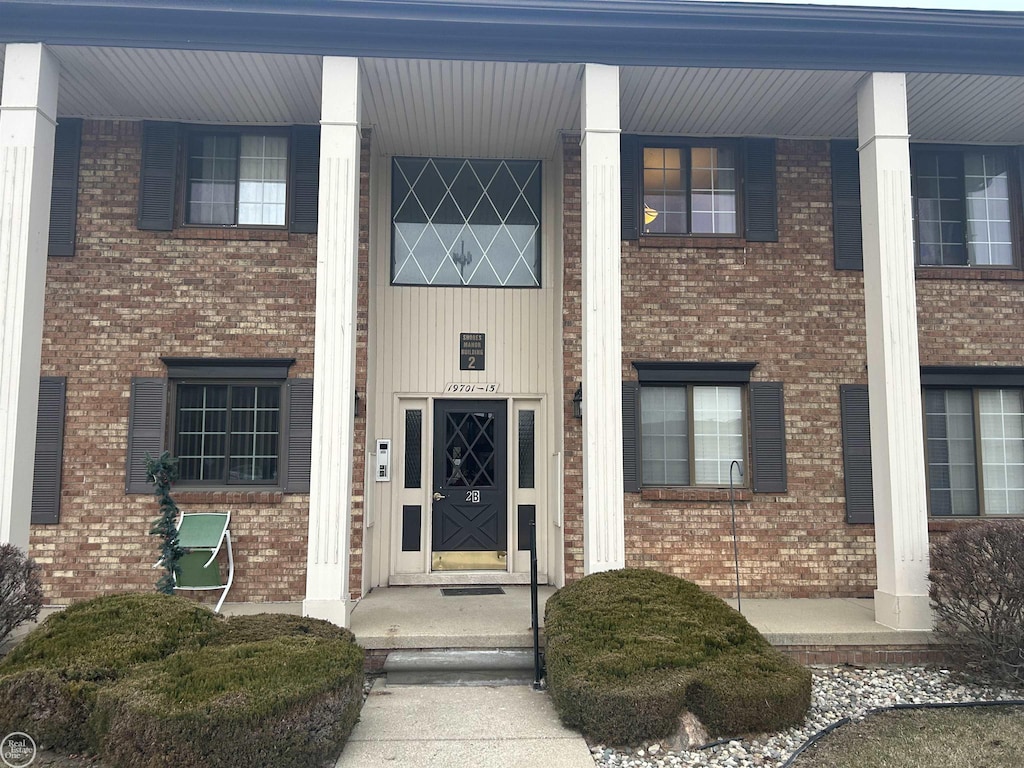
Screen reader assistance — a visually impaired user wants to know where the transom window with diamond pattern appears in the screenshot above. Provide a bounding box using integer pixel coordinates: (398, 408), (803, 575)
(392, 158), (541, 287)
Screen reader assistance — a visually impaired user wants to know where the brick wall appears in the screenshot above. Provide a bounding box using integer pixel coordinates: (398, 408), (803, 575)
(561, 137), (584, 580)
(31, 120), (371, 606)
(562, 137), (878, 597)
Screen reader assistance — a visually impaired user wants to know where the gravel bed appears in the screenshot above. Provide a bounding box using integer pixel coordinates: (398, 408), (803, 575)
(589, 665), (1022, 768)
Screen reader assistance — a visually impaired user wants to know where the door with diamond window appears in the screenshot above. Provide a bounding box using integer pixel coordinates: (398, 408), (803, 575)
(432, 400), (508, 571)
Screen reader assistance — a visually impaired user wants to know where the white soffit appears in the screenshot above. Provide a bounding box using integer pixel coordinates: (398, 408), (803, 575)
(907, 73), (1024, 144)
(360, 58), (582, 159)
(49, 46), (323, 124)
(620, 66), (864, 139)
(5, 43), (1024, 146)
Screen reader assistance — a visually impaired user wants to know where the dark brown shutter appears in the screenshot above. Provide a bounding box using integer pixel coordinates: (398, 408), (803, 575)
(137, 122), (179, 231)
(841, 385), (874, 524)
(620, 134), (640, 241)
(831, 140), (863, 270)
(126, 378), (167, 493)
(31, 377), (66, 524)
(48, 119), (82, 257)
(284, 378), (313, 493)
(289, 126), (320, 234)
(750, 382), (787, 493)
(622, 381), (641, 492)
(743, 138), (778, 242)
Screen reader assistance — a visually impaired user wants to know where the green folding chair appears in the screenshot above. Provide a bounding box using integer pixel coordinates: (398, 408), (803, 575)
(172, 511), (234, 612)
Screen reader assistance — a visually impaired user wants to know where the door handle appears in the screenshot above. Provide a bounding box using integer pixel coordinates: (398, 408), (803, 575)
(432, 492), (446, 501)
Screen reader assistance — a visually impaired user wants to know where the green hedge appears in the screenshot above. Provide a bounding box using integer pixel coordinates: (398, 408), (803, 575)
(544, 569), (811, 744)
(0, 594), (364, 765)
(210, 613), (355, 646)
(93, 636), (364, 768)
(0, 593), (218, 751)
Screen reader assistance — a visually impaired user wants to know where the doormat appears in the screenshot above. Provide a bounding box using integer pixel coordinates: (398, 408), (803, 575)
(440, 586), (505, 596)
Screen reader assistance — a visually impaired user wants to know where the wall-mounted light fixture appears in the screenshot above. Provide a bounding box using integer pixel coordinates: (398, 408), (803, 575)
(572, 384), (583, 420)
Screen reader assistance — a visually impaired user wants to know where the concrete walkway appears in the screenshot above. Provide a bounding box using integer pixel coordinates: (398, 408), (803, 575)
(335, 681), (594, 768)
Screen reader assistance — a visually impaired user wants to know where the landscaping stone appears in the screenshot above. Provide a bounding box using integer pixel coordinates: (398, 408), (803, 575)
(590, 665), (1021, 768)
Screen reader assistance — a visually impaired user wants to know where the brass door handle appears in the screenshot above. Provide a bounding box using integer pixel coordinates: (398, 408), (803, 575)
(432, 492), (446, 501)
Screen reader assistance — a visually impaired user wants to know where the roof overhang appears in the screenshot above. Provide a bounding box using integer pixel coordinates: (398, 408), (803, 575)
(2, 0), (1024, 76)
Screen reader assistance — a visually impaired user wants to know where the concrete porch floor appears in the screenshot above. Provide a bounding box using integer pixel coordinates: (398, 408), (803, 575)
(348, 586), (936, 651)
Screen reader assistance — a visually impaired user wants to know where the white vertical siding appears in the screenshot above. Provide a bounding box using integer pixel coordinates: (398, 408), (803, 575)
(368, 154), (563, 585)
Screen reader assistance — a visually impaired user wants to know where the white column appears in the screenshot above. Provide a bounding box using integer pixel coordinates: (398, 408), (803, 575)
(857, 72), (931, 631)
(580, 63), (625, 573)
(304, 56), (360, 626)
(0, 44), (59, 552)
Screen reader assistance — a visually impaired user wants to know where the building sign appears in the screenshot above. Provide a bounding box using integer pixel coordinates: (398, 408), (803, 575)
(444, 383), (499, 394)
(460, 333), (486, 371)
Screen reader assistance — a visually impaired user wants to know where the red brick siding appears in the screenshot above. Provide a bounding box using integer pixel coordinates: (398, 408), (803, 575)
(561, 136), (584, 581)
(562, 136), (877, 597)
(350, 131), (372, 600)
(31, 120), (370, 606)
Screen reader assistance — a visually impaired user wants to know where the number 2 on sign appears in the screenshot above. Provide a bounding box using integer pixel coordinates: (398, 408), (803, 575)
(466, 490), (481, 503)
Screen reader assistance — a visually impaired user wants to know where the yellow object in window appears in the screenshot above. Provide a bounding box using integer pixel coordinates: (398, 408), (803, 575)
(644, 204), (658, 226)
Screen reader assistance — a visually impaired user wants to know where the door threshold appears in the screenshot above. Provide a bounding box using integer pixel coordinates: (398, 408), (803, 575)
(389, 572), (548, 587)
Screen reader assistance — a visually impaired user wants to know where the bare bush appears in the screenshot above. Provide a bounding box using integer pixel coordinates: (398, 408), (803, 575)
(929, 520), (1024, 688)
(0, 543), (44, 645)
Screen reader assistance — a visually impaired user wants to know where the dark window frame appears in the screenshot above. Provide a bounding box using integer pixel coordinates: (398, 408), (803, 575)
(910, 143), (1024, 270)
(634, 362), (755, 489)
(389, 155), (543, 289)
(169, 379), (283, 487)
(179, 125), (293, 230)
(162, 358), (293, 490)
(923, 383), (1024, 518)
(637, 137), (744, 238)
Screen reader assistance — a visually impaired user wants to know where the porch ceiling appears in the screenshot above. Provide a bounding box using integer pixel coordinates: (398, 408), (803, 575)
(2, 45), (1024, 148)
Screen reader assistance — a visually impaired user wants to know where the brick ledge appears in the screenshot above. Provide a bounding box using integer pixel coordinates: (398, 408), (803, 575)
(641, 487), (753, 502)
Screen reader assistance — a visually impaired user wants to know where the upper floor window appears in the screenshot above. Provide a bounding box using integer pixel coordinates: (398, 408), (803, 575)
(642, 142), (738, 236)
(391, 157), (541, 287)
(912, 147), (1017, 267)
(186, 131), (288, 227)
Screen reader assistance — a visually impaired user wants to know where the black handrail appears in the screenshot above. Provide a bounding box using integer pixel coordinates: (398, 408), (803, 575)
(529, 515), (544, 689)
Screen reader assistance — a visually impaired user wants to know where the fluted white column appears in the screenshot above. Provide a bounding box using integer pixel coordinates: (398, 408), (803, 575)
(0, 44), (59, 552)
(857, 72), (931, 631)
(581, 63), (625, 573)
(304, 56), (360, 626)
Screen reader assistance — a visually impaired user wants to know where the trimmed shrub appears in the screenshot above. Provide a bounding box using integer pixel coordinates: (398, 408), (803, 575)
(544, 569), (811, 744)
(0, 543), (43, 645)
(0, 593), (218, 750)
(929, 520), (1024, 688)
(93, 636), (364, 768)
(210, 612), (355, 646)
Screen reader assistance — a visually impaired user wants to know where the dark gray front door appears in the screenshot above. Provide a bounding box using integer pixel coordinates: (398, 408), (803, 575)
(431, 400), (507, 571)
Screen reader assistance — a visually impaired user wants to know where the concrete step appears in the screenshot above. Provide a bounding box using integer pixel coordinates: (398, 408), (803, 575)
(384, 648), (540, 686)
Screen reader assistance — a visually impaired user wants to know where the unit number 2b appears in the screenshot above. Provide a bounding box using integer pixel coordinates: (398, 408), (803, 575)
(466, 490), (481, 503)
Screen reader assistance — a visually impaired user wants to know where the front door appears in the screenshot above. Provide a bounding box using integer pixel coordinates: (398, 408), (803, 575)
(431, 400), (507, 571)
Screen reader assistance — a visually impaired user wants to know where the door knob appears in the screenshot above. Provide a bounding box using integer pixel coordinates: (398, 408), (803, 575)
(432, 492), (446, 501)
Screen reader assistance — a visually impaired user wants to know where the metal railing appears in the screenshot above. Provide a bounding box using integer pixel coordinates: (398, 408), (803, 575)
(529, 514), (545, 689)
